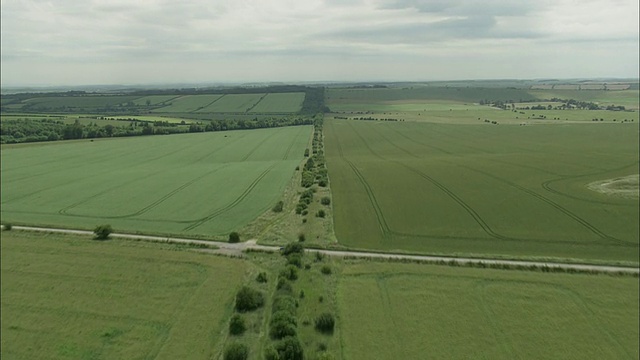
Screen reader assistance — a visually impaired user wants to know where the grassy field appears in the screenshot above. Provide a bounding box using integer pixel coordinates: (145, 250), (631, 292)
(1, 231), (247, 359)
(249, 93), (306, 113)
(1, 125), (313, 238)
(152, 95), (224, 113)
(197, 94), (265, 113)
(338, 260), (639, 360)
(324, 116), (639, 264)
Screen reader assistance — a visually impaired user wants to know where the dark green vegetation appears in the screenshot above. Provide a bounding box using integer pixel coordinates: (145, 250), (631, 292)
(0, 86), (328, 144)
(93, 224), (112, 240)
(1, 126), (312, 238)
(325, 86), (639, 264)
(339, 260), (639, 359)
(0, 231), (247, 359)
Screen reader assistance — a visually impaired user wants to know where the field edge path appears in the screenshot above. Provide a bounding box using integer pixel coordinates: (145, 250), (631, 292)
(2, 225), (638, 275)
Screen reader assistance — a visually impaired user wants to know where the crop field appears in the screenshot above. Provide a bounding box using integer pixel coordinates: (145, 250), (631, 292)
(324, 117), (639, 263)
(1, 125), (313, 237)
(338, 261), (639, 360)
(130, 95), (181, 106)
(1, 231), (246, 359)
(197, 93), (265, 113)
(152, 94), (224, 113)
(248, 92), (306, 113)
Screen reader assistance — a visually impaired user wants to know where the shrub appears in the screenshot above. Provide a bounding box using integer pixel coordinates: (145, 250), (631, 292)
(3, 223), (12, 231)
(235, 286), (264, 312)
(287, 254), (303, 268)
(274, 336), (304, 360)
(93, 224), (112, 240)
(280, 265), (299, 281)
(321, 265), (332, 275)
(315, 313), (335, 334)
(315, 252), (325, 262)
(228, 232), (240, 243)
(320, 196), (331, 205)
(298, 233), (306, 242)
(270, 310), (298, 339)
(301, 210), (308, 216)
(304, 264), (311, 270)
(299, 290), (305, 299)
(318, 179), (328, 187)
(276, 278), (293, 294)
(256, 272), (268, 283)
(229, 314), (246, 335)
(272, 201), (284, 213)
(272, 295), (297, 314)
(282, 242), (304, 256)
(224, 342), (249, 360)
(316, 210), (326, 218)
(264, 346), (280, 360)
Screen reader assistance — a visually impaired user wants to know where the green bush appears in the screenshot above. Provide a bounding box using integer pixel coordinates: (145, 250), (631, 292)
(316, 210), (326, 218)
(93, 224), (112, 240)
(280, 265), (299, 281)
(235, 286), (264, 312)
(3, 223), (12, 231)
(315, 313), (335, 334)
(298, 233), (306, 242)
(276, 278), (293, 294)
(320, 196), (331, 205)
(229, 314), (246, 335)
(282, 242), (304, 256)
(224, 342), (249, 360)
(264, 346), (280, 360)
(272, 295), (297, 314)
(321, 265), (332, 275)
(272, 201), (284, 213)
(270, 311), (298, 339)
(256, 272), (268, 283)
(274, 336), (304, 360)
(228, 231), (240, 243)
(287, 254), (303, 268)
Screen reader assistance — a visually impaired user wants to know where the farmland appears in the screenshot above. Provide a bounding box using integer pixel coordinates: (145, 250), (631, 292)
(338, 260), (639, 360)
(325, 87), (639, 264)
(1, 125), (312, 238)
(1, 231), (247, 360)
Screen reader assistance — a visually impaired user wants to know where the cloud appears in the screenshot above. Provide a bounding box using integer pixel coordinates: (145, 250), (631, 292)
(1, 0), (638, 85)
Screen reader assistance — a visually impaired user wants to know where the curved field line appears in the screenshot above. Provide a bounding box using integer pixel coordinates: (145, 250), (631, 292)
(193, 94), (226, 113)
(347, 120), (506, 240)
(541, 162), (639, 205)
(384, 123), (453, 155)
(344, 159), (391, 239)
(239, 129), (279, 162)
(245, 93), (268, 113)
(60, 164), (231, 219)
(475, 281), (517, 358)
(182, 163), (277, 231)
(1, 136), (211, 205)
(282, 126), (305, 160)
(330, 120), (390, 239)
(462, 165), (632, 246)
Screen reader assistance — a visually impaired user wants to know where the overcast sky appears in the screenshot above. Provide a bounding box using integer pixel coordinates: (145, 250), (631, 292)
(1, 0), (638, 86)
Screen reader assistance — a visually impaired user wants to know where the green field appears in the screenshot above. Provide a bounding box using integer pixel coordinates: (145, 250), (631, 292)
(249, 93), (306, 113)
(338, 261), (639, 360)
(1, 125), (312, 238)
(152, 95), (224, 113)
(1, 231), (247, 359)
(324, 118), (639, 263)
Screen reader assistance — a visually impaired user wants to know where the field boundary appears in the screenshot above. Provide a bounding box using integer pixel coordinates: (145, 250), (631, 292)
(2, 225), (638, 275)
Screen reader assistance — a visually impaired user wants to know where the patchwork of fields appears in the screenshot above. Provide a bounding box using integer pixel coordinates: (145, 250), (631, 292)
(1, 125), (312, 237)
(1, 231), (247, 359)
(338, 261), (639, 359)
(325, 118), (639, 263)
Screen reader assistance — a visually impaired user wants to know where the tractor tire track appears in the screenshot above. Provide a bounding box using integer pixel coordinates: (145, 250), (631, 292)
(349, 120), (508, 241)
(245, 93), (269, 113)
(461, 165), (633, 246)
(182, 164), (276, 231)
(193, 94), (226, 113)
(331, 120), (391, 240)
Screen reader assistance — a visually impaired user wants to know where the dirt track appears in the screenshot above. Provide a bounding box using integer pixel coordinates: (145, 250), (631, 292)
(3, 225), (638, 275)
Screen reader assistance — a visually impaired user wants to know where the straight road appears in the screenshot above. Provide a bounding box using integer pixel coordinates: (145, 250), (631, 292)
(3, 225), (638, 275)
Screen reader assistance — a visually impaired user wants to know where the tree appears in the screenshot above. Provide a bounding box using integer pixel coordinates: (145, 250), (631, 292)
(282, 242), (304, 256)
(235, 286), (264, 312)
(224, 343), (249, 360)
(315, 313), (335, 333)
(274, 336), (304, 360)
(93, 224), (112, 240)
(229, 231), (240, 243)
(320, 196), (331, 205)
(229, 314), (246, 335)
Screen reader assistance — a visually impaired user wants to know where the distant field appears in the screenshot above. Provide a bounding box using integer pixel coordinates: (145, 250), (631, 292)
(325, 118), (639, 263)
(338, 261), (639, 360)
(197, 93), (265, 113)
(1, 126), (312, 237)
(249, 92), (306, 113)
(152, 95), (224, 113)
(529, 89), (640, 110)
(1, 231), (246, 359)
